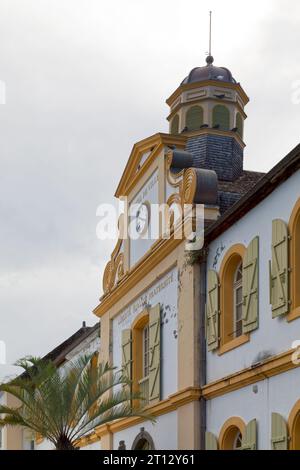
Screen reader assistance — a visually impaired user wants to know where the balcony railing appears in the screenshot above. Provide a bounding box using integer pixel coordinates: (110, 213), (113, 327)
(138, 376), (149, 407)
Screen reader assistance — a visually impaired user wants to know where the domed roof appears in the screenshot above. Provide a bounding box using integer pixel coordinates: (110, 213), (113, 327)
(181, 56), (237, 85)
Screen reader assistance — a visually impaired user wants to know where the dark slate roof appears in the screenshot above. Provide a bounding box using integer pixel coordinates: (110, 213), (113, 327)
(43, 322), (100, 367)
(217, 170), (265, 214)
(218, 170), (266, 195)
(181, 57), (237, 86)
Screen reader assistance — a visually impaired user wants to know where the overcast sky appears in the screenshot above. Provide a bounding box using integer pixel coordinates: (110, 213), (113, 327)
(0, 0), (299, 367)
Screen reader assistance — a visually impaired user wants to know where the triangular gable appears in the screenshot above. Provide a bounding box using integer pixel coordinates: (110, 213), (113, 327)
(115, 133), (187, 198)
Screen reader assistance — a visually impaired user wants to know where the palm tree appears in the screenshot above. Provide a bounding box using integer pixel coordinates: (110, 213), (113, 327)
(0, 355), (150, 450)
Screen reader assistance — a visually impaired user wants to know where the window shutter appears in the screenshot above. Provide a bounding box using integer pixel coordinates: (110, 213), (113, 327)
(271, 413), (288, 450)
(242, 236), (259, 334)
(186, 106), (203, 131)
(270, 219), (290, 318)
(148, 304), (161, 405)
(212, 105), (230, 131)
(206, 270), (220, 352)
(205, 432), (218, 450)
(241, 419), (257, 450)
(171, 115), (179, 135)
(121, 329), (132, 385)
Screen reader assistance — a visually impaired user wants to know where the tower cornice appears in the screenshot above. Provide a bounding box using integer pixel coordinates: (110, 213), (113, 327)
(166, 80), (249, 108)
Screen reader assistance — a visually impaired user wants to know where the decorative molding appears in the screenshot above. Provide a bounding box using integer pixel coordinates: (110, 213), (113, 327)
(219, 417), (246, 450)
(202, 348), (299, 400)
(182, 168), (197, 205)
(103, 243), (125, 295)
(288, 399), (300, 450)
(115, 133), (187, 198)
(165, 150), (184, 189)
(95, 236), (183, 318)
(76, 387), (201, 447)
(219, 244), (246, 351)
(218, 334), (250, 356)
(166, 80), (249, 108)
(288, 198), (300, 322)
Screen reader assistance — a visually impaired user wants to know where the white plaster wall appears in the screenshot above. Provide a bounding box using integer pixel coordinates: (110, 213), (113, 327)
(113, 268), (178, 399)
(113, 411), (178, 450)
(207, 367), (300, 450)
(129, 170), (159, 267)
(207, 170), (300, 382)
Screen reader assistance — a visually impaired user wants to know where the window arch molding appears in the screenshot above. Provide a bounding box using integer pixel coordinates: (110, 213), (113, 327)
(131, 428), (155, 450)
(219, 417), (246, 450)
(288, 198), (300, 322)
(131, 309), (150, 403)
(288, 399), (300, 449)
(219, 244), (249, 354)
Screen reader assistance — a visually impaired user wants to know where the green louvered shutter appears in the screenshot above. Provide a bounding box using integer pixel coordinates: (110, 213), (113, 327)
(242, 236), (259, 334)
(270, 219), (290, 318)
(212, 105), (230, 131)
(186, 106), (203, 131)
(271, 413), (288, 450)
(205, 432), (218, 450)
(236, 113), (244, 139)
(206, 270), (220, 352)
(149, 304), (161, 405)
(241, 419), (257, 450)
(171, 115), (179, 135)
(121, 329), (132, 386)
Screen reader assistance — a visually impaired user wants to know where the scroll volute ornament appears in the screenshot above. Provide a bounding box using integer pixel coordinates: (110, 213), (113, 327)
(102, 236), (125, 295)
(182, 168), (197, 205)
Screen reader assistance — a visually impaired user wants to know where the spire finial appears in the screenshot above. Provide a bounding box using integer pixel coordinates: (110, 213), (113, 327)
(206, 11), (214, 65)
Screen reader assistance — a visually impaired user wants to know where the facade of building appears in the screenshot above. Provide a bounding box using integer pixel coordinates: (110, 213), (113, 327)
(90, 55), (279, 450)
(3, 53), (299, 451)
(204, 146), (300, 450)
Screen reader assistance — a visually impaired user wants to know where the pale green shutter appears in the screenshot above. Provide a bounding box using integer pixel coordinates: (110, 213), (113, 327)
(241, 419), (257, 450)
(212, 105), (230, 131)
(171, 115), (179, 135)
(149, 304), (161, 405)
(236, 113), (243, 139)
(242, 236), (259, 334)
(270, 219), (290, 318)
(271, 413), (288, 450)
(121, 329), (132, 385)
(205, 432), (218, 450)
(186, 106), (204, 131)
(206, 270), (220, 352)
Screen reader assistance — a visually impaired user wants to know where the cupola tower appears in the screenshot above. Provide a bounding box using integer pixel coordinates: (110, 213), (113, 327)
(166, 46), (249, 182)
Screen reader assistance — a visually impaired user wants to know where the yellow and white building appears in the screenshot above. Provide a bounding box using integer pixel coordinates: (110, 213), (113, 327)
(90, 55), (272, 450)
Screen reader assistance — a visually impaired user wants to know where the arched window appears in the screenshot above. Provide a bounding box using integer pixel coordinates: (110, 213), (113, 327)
(233, 263), (243, 338)
(288, 199), (300, 322)
(170, 114), (179, 135)
(236, 113), (244, 139)
(131, 428), (155, 450)
(219, 244), (249, 354)
(219, 418), (246, 450)
(212, 105), (230, 131)
(186, 106), (203, 131)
